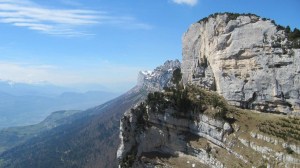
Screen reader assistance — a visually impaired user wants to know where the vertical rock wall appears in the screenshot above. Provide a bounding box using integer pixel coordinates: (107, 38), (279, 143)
(182, 13), (300, 114)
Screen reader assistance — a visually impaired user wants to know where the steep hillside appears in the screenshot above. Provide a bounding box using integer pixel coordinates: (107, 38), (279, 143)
(118, 86), (300, 168)
(182, 13), (300, 114)
(0, 60), (180, 168)
(0, 110), (81, 154)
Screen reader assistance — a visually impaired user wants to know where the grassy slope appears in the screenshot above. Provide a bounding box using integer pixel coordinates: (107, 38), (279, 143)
(160, 105), (300, 167)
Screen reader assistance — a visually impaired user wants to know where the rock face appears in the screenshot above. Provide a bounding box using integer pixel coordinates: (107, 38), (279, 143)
(117, 108), (233, 168)
(137, 60), (181, 92)
(182, 13), (300, 114)
(117, 90), (300, 168)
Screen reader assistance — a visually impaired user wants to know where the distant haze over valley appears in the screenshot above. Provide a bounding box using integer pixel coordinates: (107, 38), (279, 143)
(0, 80), (119, 128)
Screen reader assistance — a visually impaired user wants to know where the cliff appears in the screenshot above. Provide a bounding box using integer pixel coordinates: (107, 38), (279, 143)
(117, 86), (300, 167)
(117, 13), (300, 168)
(182, 13), (300, 114)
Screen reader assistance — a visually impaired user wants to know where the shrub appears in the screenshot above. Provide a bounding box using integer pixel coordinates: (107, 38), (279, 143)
(172, 68), (182, 86)
(120, 154), (135, 168)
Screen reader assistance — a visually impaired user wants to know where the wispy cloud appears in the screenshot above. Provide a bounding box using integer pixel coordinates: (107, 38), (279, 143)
(172, 0), (198, 6)
(0, 0), (151, 36)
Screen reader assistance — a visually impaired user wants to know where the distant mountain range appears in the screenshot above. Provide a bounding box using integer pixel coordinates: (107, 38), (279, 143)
(0, 80), (119, 128)
(0, 60), (179, 168)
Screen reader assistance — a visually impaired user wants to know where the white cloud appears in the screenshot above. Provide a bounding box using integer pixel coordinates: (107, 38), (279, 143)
(0, 0), (151, 36)
(172, 0), (198, 6)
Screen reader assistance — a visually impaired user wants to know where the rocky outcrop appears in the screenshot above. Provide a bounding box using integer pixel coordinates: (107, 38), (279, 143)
(117, 106), (233, 168)
(117, 96), (300, 167)
(181, 13), (300, 114)
(137, 60), (181, 92)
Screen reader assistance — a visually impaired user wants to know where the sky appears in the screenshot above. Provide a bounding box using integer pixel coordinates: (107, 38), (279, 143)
(0, 0), (299, 92)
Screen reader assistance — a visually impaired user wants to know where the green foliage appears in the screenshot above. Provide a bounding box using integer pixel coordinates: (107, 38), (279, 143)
(197, 13), (300, 48)
(271, 20), (275, 24)
(277, 25), (285, 31)
(287, 28), (300, 48)
(285, 26), (291, 34)
(274, 25), (300, 48)
(198, 12), (259, 24)
(171, 88), (192, 113)
(172, 68), (182, 85)
(187, 85), (229, 119)
(146, 92), (170, 113)
(143, 85), (228, 120)
(226, 13), (241, 22)
(258, 117), (300, 143)
(289, 28), (300, 40)
(131, 102), (148, 131)
(120, 154), (135, 168)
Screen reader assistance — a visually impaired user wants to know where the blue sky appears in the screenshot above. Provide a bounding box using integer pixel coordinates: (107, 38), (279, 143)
(0, 0), (299, 92)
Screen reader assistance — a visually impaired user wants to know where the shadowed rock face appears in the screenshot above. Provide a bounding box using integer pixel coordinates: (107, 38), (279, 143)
(182, 13), (300, 114)
(117, 107), (233, 168)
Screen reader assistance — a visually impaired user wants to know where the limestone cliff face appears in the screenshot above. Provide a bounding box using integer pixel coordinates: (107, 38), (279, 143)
(182, 13), (300, 114)
(117, 107), (233, 168)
